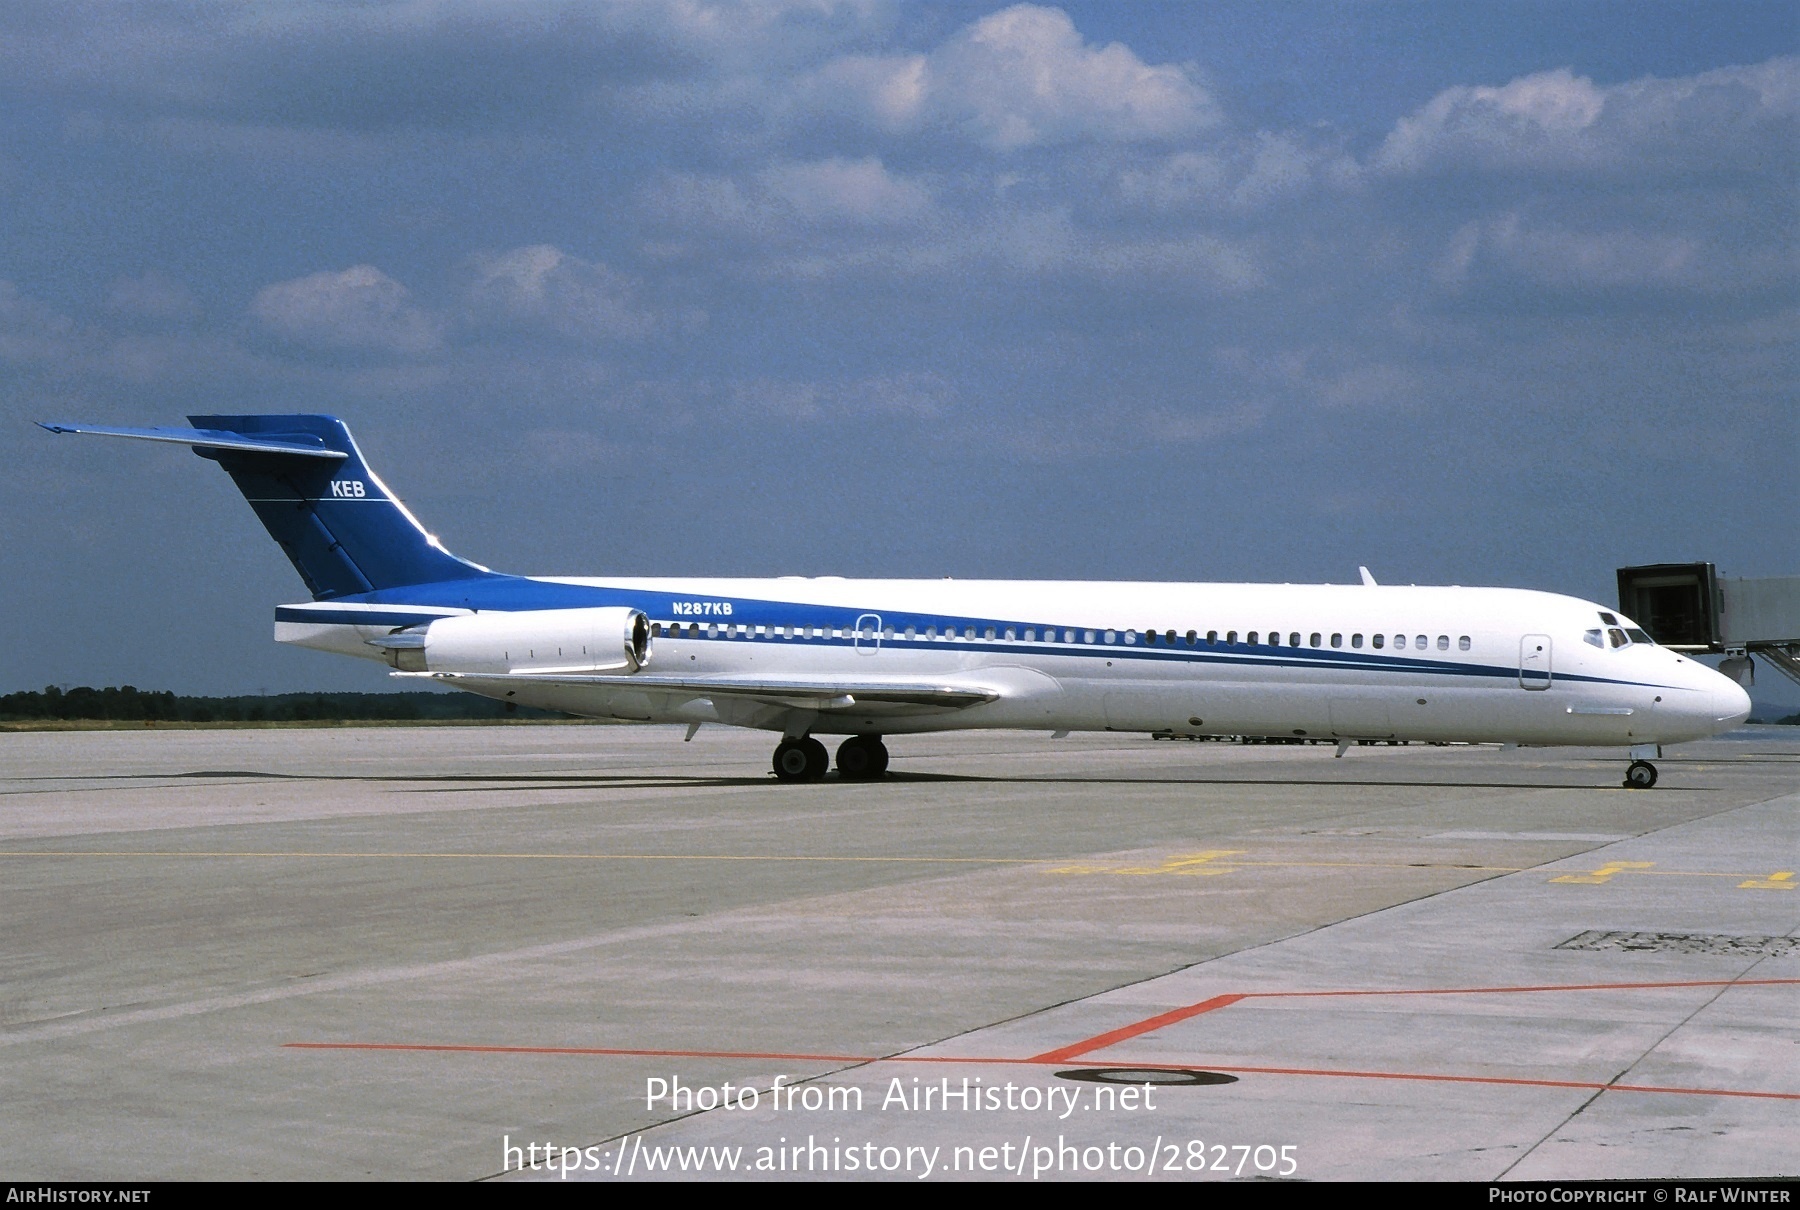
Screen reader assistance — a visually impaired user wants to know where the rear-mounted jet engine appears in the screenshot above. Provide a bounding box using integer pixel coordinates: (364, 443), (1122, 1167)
(370, 607), (651, 675)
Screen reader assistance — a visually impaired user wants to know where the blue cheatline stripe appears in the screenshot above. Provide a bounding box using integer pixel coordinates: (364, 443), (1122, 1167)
(300, 578), (1679, 693)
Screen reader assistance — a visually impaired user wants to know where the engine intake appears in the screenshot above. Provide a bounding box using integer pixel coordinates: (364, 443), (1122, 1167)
(374, 607), (651, 675)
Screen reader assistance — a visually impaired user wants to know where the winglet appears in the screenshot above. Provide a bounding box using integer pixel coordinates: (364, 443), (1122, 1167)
(1359, 566), (1378, 587)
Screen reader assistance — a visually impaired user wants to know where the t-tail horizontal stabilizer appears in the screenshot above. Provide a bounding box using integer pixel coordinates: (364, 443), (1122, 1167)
(40, 414), (498, 600)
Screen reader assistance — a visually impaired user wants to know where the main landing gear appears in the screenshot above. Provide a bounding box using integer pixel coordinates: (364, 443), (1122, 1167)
(771, 735), (888, 782)
(834, 735), (889, 781)
(1623, 760), (1658, 790)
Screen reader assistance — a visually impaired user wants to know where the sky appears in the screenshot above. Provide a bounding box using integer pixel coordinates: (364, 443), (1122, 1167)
(2, 1), (1796, 710)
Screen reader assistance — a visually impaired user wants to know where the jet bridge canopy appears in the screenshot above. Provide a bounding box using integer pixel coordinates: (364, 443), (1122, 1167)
(1618, 562), (1800, 690)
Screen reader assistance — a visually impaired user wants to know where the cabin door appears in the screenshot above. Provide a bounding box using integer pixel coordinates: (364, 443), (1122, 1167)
(1519, 635), (1552, 689)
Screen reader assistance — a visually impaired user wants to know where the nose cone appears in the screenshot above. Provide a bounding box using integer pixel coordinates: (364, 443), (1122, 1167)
(1711, 674), (1753, 728)
(1656, 659), (1753, 742)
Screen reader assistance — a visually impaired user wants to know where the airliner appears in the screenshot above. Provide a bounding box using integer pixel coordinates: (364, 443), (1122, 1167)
(40, 414), (1750, 788)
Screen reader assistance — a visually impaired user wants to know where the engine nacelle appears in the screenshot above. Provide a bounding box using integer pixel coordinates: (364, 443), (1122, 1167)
(377, 607), (651, 675)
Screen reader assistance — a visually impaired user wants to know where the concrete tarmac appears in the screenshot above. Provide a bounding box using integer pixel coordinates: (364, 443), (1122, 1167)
(0, 723), (1793, 1181)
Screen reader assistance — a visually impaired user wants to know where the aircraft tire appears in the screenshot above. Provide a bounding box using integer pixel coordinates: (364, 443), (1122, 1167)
(774, 738), (828, 782)
(1623, 760), (1658, 790)
(801, 737), (828, 779)
(836, 735), (889, 780)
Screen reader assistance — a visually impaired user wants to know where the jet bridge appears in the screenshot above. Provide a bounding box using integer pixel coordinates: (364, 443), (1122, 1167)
(1617, 563), (1800, 690)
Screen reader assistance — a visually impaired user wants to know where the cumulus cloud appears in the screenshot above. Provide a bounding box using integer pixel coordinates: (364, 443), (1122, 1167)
(652, 156), (934, 233)
(1375, 57), (1799, 177)
(758, 157), (934, 225)
(1432, 212), (1784, 296)
(466, 245), (661, 341)
(727, 371), (956, 421)
(104, 270), (202, 324)
(1118, 133), (1355, 211)
(809, 4), (1218, 150)
(0, 281), (78, 364)
(250, 265), (439, 354)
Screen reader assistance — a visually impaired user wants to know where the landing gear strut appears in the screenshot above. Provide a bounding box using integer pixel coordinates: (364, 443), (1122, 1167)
(835, 735), (889, 780)
(772, 736), (829, 782)
(1623, 760), (1658, 790)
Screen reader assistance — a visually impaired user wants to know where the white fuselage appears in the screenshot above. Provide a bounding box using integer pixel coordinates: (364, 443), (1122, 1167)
(276, 576), (1752, 748)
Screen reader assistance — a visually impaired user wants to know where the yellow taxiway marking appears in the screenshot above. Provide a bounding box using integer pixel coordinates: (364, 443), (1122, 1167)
(1551, 861), (1656, 884)
(0, 850), (1041, 865)
(0, 851), (1785, 886)
(1048, 850), (1245, 876)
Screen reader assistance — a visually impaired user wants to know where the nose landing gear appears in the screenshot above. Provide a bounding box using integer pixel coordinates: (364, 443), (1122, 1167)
(1624, 760), (1658, 790)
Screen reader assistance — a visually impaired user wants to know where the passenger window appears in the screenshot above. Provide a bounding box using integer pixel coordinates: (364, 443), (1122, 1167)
(984, 626), (996, 640)
(652, 623), (664, 637)
(1411, 635), (1423, 649)
(1350, 633), (1362, 648)
(1459, 636), (1471, 650)
(1330, 633), (1342, 648)
(1372, 634), (1384, 649)
(1124, 630), (1137, 645)
(688, 624), (700, 638)
(1247, 631), (1259, 646)
(1186, 630), (1198, 645)
(1310, 633), (1321, 647)
(1104, 630), (1117, 644)
(1226, 631), (1237, 645)
(1083, 630), (1096, 644)
(1206, 631), (1217, 644)
(1437, 635), (1448, 650)
(1004, 627), (1016, 641)
(964, 626), (976, 639)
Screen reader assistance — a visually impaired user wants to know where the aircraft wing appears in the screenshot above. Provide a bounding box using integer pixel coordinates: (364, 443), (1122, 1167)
(397, 671), (1000, 712)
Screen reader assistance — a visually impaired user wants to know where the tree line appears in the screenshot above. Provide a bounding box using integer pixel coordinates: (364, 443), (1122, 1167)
(1, 685), (567, 723)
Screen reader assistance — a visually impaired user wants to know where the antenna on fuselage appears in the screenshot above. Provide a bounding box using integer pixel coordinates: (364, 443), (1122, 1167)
(1359, 566), (1378, 587)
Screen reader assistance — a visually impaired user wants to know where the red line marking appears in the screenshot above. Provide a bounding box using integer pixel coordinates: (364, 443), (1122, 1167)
(1034, 978), (1800, 1061)
(282, 1042), (877, 1062)
(1030, 995), (1245, 1063)
(1240, 978), (1800, 999)
(279, 1042), (1800, 1101)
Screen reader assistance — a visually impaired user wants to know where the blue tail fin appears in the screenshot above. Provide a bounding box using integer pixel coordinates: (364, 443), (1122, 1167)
(187, 415), (497, 598)
(42, 414), (498, 598)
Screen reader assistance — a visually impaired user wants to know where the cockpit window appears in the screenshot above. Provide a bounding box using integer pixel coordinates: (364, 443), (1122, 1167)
(1584, 629), (1604, 648)
(1607, 628), (1628, 648)
(1626, 628), (1652, 645)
